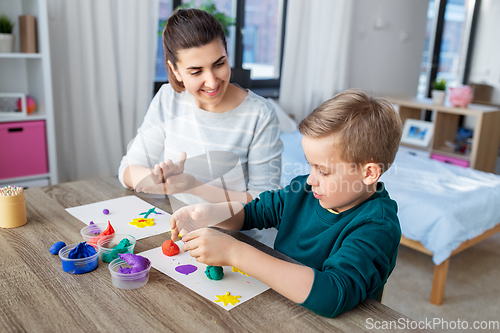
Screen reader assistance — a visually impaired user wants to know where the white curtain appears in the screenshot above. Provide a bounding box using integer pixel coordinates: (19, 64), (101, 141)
(279, 0), (353, 121)
(47, 0), (159, 182)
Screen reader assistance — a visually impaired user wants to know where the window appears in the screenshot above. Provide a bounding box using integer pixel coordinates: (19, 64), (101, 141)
(156, 0), (173, 83)
(418, 0), (480, 99)
(155, 0), (287, 97)
(242, 0), (284, 81)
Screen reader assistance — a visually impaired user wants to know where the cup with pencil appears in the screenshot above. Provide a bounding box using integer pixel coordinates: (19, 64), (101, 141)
(0, 186), (27, 228)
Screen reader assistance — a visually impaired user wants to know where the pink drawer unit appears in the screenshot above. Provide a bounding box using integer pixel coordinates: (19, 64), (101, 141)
(0, 121), (48, 179)
(430, 153), (469, 168)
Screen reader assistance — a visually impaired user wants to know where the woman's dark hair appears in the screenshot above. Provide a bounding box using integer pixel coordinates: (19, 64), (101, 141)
(163, 8), (228, 93)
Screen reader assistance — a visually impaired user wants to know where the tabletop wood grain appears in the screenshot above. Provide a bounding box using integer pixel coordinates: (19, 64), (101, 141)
(0, 176), (433, 332)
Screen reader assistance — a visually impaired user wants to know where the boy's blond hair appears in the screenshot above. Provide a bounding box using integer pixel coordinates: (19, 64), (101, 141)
(298, 89), (402, 174)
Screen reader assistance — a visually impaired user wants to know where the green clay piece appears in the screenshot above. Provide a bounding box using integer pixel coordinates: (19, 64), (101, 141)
(102, 238), (132, 263)
(205, 265), (224, 280)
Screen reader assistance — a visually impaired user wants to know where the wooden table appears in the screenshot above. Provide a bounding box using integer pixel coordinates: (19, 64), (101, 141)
(0, 176), (431, 332)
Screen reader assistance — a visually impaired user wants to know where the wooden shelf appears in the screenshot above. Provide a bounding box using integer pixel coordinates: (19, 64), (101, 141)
(388, 97), (500, 173)
(431, 146), (470, 161)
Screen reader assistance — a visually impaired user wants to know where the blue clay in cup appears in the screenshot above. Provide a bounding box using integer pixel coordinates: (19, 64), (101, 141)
(59, 243), (99, 274)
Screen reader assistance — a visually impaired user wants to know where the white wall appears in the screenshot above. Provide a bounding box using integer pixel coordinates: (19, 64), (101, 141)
(468, 0), (500, 104)
(347, 0), (429, 98)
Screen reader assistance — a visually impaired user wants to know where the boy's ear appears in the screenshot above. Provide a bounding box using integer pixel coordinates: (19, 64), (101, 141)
(167, 60), (183, 83)
(362, 162), (381, 186)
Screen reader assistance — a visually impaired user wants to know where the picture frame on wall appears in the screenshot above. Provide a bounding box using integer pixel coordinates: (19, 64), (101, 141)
(401, 119), (434, 148)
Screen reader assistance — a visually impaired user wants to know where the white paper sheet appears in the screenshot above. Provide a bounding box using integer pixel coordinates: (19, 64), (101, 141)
(138, 245), (270, 310)
(65, 196), (171, 240)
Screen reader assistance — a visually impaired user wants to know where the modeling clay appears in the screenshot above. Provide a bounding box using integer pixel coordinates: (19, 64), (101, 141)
(161, 240), (180, 256)
(117, 253), (151, 274)
(129, 218), (155, 228)
(49, 241), (66, 255)
(232, 267), (249, 276)
(215, 292), (241, 306)
(89, 221), (115, 244)
(175, 264), (197, 275)
(61, 242), (98, 274)
(101, 238), (132, 263)
(88, 221), (101, 235)
(67, 242), (97, 259)
(139, 207), (162, 218)
(103, 209), (110, 215)
(205, 265), (224, 280)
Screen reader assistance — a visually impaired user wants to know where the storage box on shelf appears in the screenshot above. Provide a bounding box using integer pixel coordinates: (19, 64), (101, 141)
(0, 121), (48, 179)
(0, 0), (57, 187)
(387, 97), (500, 173)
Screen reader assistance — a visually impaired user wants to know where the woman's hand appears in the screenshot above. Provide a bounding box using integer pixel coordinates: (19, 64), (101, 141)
(181, 228), (240, 267)
(135, 152), (187, 193)
(139, 172), (200, 195)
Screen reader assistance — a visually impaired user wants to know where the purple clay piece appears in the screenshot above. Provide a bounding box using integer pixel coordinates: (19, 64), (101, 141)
(118, 253), (151, 274)
(103, 209), (110, 215)
(49, 241), (66, 255)
(88, 221), (101, 235)
(175, 264), (197, 276)
(118, 266), (133, 274)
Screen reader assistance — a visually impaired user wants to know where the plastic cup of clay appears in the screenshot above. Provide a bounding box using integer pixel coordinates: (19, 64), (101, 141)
(80, 223), (111, 244)
(97, 234), (136, 263)
(108, 257), (151, 289)
(59, 243), (100, 274)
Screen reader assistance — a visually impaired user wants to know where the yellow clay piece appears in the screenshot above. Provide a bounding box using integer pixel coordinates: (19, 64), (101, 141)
(214, 292), (241, 306)
(129, 218), (155, 228)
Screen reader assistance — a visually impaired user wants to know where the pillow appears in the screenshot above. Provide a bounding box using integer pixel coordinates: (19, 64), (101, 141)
(267, 98), (298, 134)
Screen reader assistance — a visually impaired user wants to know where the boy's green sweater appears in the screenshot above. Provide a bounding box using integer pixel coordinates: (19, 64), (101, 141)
(242, 175), (401, 318)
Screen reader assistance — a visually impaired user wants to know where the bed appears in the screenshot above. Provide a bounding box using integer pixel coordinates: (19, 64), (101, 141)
(273, 100), (500, 305)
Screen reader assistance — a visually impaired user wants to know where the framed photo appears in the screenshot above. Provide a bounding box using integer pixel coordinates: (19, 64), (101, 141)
(0, 93), (27, 119)
(401, 119), (434, 147)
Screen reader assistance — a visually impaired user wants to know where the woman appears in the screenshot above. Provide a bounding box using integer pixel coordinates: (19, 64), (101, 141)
(118, 9), (282, 245)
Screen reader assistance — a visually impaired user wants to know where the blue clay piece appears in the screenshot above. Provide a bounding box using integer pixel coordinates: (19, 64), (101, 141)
(67, 242), (97, 259)
(61, 242), (98, 274)
(61, 257), (98, 274)
(49, 241), (66, 255)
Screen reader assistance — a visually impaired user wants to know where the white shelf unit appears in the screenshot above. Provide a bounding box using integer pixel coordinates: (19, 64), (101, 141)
(0, 0), (58, 188)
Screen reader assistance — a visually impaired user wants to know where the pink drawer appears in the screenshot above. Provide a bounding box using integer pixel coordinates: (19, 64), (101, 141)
(0, 121), (48, 179)
(431, 153), (469, 168)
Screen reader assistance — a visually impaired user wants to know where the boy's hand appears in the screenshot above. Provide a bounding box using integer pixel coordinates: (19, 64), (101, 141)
(181, 228), (239, 267)
(170, 203), (212, 240)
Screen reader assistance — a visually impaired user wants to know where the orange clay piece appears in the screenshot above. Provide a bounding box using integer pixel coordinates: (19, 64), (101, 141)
(162, 240), (180, 256)
(89, 221), (115, 244)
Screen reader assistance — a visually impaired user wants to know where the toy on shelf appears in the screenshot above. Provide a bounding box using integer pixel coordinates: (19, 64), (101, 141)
(449, 86), (473, 108)
(17, 95), (37, 114)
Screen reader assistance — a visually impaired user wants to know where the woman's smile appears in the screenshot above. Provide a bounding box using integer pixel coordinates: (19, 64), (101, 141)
(200, 84), (221, 97)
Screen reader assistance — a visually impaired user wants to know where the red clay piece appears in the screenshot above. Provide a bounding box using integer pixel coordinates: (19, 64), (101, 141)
(162, 240), (180, 256)
(89, 221), (115, 244)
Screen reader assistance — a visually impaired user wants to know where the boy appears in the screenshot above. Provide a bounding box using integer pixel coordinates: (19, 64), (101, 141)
(170, 89), (403, 317)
